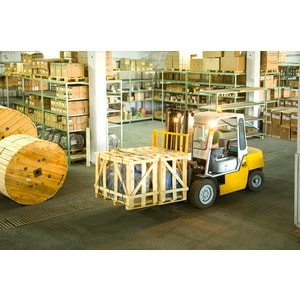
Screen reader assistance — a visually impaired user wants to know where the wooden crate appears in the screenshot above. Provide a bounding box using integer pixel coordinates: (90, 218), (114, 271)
(95, 147), (189, 210)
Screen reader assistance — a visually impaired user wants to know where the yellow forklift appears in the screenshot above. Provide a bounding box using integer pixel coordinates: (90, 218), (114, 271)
(165, 108), (265, 209)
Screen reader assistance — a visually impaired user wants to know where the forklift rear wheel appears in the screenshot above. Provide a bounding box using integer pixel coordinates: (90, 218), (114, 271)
(189, 179), (217, 209)
(247, 169), (264, 192)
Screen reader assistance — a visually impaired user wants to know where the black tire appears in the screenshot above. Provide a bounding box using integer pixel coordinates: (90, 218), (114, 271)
(189, 178), (218, 209)
(247, 169), (264, 192)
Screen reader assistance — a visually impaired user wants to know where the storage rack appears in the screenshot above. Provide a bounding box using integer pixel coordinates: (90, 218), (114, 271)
(279, 63), (300, 88)
(110, 70), (155, 123)
(152, 70), (247, 120)
(196, 87), (267, 137)
(3, 75), (89, 164)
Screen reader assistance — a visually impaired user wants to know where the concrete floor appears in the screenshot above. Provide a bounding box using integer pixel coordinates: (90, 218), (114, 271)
(0, 120), (299, 250)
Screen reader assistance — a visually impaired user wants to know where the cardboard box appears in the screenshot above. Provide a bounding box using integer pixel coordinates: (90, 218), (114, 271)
(220, 56), (245, 72)
(223, 51), (245, 57)
(291, 126), (298, 140)
(281, 111), (291, 126)
(60, 63), (84, 78)
(261, 51), (279, 62)
(271, 123), (281, 137)
(260, 74), (278, 88)
(281, 87), (290, 98)
(134, 92), (144, 101)
(290, 89), (299, 98)
(271, 110), (282, 124)
(269, 88), (280, 100)
(203, 58), (220, 71)
(280, 125), (290, 140)
(202, 51), (223, 58)
(190, 58), (203, 72)
(291, 111), (298, 126)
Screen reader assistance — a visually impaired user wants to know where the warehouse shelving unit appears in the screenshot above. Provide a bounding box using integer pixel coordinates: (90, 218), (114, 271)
(196, 87), (267, 138)
(3, 75), (89, 164)
(279, 63), (299, 88)
(0, 75), (20, 107)
(152, 70), (247, 121)
(113, 70), (155, 122)
(106, 79), (123, 148)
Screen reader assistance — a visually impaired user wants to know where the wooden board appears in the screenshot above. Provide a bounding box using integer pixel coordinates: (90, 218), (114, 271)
(0, 106), (38, 139)
(0, 134), (68, 205)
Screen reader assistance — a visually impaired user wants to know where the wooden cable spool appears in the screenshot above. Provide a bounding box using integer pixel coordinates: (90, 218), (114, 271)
(0, 105), (38, 139)
(0, 134), (68, 205)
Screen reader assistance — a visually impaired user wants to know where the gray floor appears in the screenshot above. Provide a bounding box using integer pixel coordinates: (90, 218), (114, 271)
(0, 120), (299, 250)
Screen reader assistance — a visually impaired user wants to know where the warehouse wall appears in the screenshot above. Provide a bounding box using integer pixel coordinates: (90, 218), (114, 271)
(0, 51), (21, 62)
(285, 51), (300, 63)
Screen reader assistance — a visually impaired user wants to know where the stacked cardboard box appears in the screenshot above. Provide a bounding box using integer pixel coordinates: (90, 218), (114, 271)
(51, 99), (89, 115)
(56, 85), (89, 99)
(43, 112), (89, 131)
(165, 52), (180, 70)
(49, 63), (85, 79)
(119, 58), (153, 71)
(266, 106), (298, 140)
(202, 51), (222, 71)
(106, 51), (113, 77)
(261, 51), (279, 72)
(190, 51), (246, 72)
(21, 79), (48, 91)
(220, 51), (246, 72)
(0, 76), (18, 88)
(31, 58), (68, 77)
(25, 95), (51, 109)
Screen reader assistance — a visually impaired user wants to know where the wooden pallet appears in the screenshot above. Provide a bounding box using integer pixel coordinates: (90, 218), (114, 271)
(48, 76), (87, 82)
(32, 74), (49, 79)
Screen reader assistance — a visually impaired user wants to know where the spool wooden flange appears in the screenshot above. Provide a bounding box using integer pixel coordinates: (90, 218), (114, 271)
(0, 134), (68, 205)
(0, 105), (38, 139)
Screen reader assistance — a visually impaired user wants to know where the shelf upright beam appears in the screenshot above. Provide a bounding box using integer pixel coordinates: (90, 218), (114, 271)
(246, 51), (261, 130)
(88, 51), (108, 164)
(294, 75), (300, 229)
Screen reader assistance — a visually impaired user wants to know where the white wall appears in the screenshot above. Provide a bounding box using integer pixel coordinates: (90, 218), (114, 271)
(0, 51), (21, 62)
(285, 51), (300, 63)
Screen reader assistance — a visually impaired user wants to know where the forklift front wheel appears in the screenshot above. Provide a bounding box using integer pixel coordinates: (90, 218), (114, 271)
(247, 169), (264, 192)
(189, 179), (217, 209)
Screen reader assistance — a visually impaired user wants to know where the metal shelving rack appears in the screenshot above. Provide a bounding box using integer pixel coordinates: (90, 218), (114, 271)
(279, 63), (300, 88)
(3, 75), (90, 164)
(196, 87), (267, 138)
(116, 70), (155, 123)
(153, 70), (247, 120)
